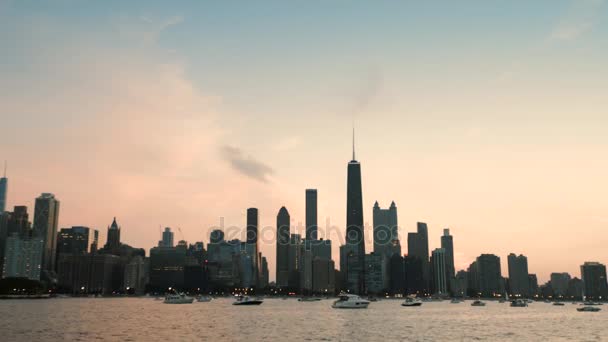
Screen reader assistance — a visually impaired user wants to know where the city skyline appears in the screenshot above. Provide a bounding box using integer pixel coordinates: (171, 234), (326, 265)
(2, 0), (608, 284)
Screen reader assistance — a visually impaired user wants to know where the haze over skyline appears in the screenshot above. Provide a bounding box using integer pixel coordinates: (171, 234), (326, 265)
(1, 0), (608, 283)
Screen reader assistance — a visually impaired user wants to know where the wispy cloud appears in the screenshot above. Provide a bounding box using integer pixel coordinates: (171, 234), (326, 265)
(220, 145), (274, 183)
(549, 0), (605, 41)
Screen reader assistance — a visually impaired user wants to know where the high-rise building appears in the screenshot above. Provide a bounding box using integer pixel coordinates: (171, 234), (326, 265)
(550, 272), (571, 298)
(90, 229), (99, 254)
(453, 270), (468, 297)
(431, 248), (447, 295)
(260, 256), (269, 289)
(365, 252), (388, 294)
(528, 274), (539, 297)
(0, 212), (9, 275)
(57, 226), (90, 255)
(389, 254), (405, 295)
(580, 262), (608, 300)
(8, 206), (30, 238)
(149, 243), (188, 291)
(123, 255), (149, 294)
(344, 129), (365, 294)
(276, 207), (290, 288)
(104, 218), (121, 254)
(312, 257), (335, 294)
(440, 229), (455, 290)
(305, 189), (318, 240)
(470, 254), (502, 297)
(408, 222), (430, 292)
(32, 193), (60, 278)
(246, 208), (259, 287)
(507, 253), (529, 297)
(0, 163), (7, 213)
(210, 229), (224, 244)
(2, 233), (43, 280)
(288, 234), (303, 290)
(373, 201), (400, 259)
(404, 255), (425, 295)
(161, 227), (174, 247)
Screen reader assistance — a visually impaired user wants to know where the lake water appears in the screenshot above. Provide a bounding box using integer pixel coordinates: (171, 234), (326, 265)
(0, 298), (605, 341)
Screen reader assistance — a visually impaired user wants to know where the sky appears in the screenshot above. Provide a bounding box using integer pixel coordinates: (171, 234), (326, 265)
(1, 0), (607, 283)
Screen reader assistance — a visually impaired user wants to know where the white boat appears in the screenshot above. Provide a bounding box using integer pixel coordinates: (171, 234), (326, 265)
(298, 297), (322, 302)
(164, 293), (194, 304)
(197, 295), (213, 302)
(471, 300), (486, 307)
(577, 306), (601, 312)
(232, 295), (263, 306)
(510, 299), (528, 307)
(332, 293), (370, 309)
(402, 296), (423, 307)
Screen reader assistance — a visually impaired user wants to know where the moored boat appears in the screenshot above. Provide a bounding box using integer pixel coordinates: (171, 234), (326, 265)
(233, 295), (263, 306)
(164, 293), (194, 304)
(402, 296), (423, 307)
(332, 293), (370, 309)
(471, 300), (486, 307)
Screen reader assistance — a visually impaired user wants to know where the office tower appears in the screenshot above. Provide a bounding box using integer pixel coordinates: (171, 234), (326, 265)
(550, 272), (571, 298)
(344, 129), (365, 294)
(566, 277), (584, 300)
(90, 229), (99, 253)
(389, 254), (405, 295)
(276, 207), (290, 288)
(440, 229), (455, 284)
(312, 257), (335, 294)
(57, 253), (122, 294)
(246, 208), (259, 287)
(470, 254), (502, 297)
(580, 262), (608, 300)
(8, 206), (30, 238)
(404, 255), (425, 295)
(507, 253), (529, 297)
(123, 255), (148, 294)
(365, 252), (389, 294)
(149, 243), (188, 291)
(161, 227), (174, 247)
(104, 218), (121, 254)
(0, 162), (7, 213)
(528, 274), (539, 297)
(408, 222), (430, 292)
(305, 189), (318, 240)
(373, 201), (400, 259)
(0, 212), (9, 275)
(288, 234), (302, 290)
(210, 229), (224, 244)
(32, 193), (60, 277)
(2, 233), (43, 280)
(260, 256), (269, 288)
(453, 270), (468, 297)
(57, 226), (90, 255)
(431, 248), (447, 295)
(308, 239), (332, 260)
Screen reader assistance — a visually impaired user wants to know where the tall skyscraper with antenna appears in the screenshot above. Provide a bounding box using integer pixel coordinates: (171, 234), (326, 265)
(0, 162), (7, 213)
(344, 126), (366, 294)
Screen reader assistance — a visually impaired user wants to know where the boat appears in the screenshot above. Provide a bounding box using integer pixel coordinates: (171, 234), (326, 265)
(553, 302), (565, 306)
(232, 295), (263, 306)
(583, 301), (603, 306)
(510, 299), (528, 307)
(197, 295), (213, 302)
(471, 300), (486, 306)
(332, 293), (370, 309)
(164, 293), (194, 304)
(577, 306), (601, 312)
(298, 297), (322, 302)
(402, 296), (423, 307)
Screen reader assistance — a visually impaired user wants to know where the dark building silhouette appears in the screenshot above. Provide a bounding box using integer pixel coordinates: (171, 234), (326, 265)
(468, 254), (502, 297)
(210, 229), (224, 244)
(507, 253), (529, 297)
(276, 207), (290, 288)
(149, 244), (187, 291)
(408, 222), (430, 292)
(6, 206), (31, 238)
(305, 189), (318, 240)
(373, 201), (400, 259)
(431, 248), (447, 295)
(57, 226), (90, 255)
(90, 229), (99, 254)
(344, 130), (365, 294)
(404, 255), (425, 295)
(389, 254), (405, 295)
(104, 218), (121, 255)
(246, 208), (259, 288)
(581, 262), (608, 300)
(161, 227), (174, 247)
(440, 229), (455, 292)
(0, 164), (7, 213)
(32, 193), (60, 280)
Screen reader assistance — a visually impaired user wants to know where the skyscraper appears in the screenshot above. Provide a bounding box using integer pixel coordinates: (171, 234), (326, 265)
(8, 206), (30, 238)
(431, 248), (447, 295)
(0, 162), (7, 213)
(162, 227), (174, 247)
(2, 233), (43, 280)
(580, 262), (608, 300)
(474, 254), (502, 297)
(507, 253), (529, 297)
(344, 129), (365, 294)
(373, 201), (400, 259)
(440, 229), (455, 283)
(246, 208), (259, 287)
(550, 272), (571, 298)
(408, 222), (430, 292)
(305, 189), (318, 240)
(105, 218), (121, 253)
(276, 206), (290, 288)
(57, 226), (90, 255)
(32, 193), (60, 278)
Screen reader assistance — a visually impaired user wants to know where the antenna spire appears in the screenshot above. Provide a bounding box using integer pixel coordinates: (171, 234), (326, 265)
(352, 122), (356, 161)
